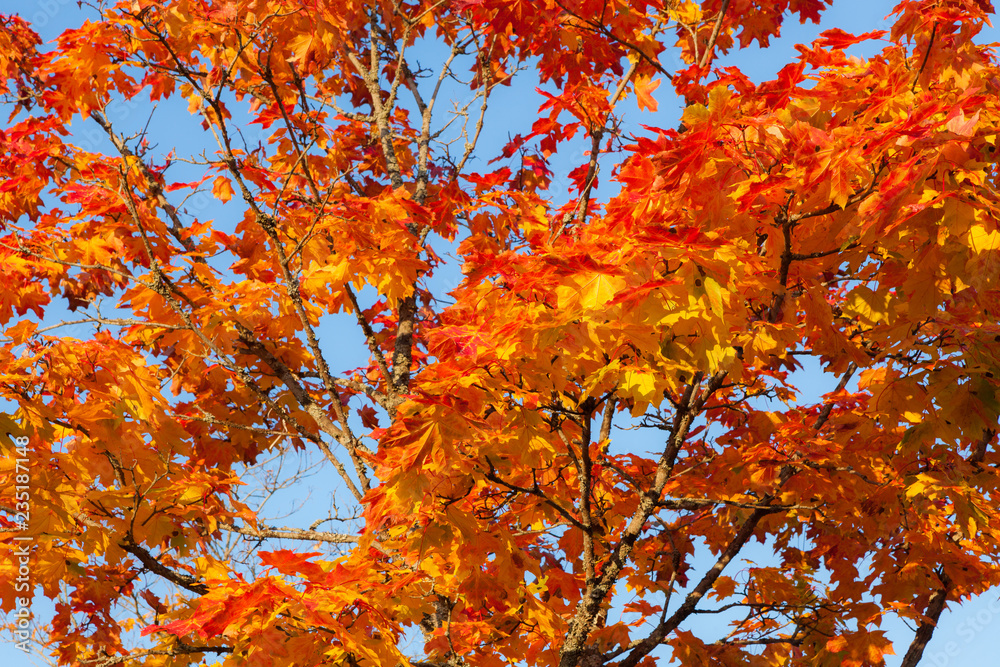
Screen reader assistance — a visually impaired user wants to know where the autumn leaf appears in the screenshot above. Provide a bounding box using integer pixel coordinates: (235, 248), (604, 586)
(358, 405), (380, 429)
(634, 76), (661, 113)
(212, 175), (235, 203)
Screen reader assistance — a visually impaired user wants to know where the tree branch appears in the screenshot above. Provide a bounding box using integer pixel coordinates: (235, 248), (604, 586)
(219, 521), (359, 544)
(120, 539), (208, 595)
(899, 571), (952, 667)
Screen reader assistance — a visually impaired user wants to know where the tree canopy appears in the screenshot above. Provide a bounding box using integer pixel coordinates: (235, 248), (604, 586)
(1, 0), (999, 666)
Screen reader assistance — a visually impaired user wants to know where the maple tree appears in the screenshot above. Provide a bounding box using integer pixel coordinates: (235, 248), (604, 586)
(0, 0), (999, 665)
